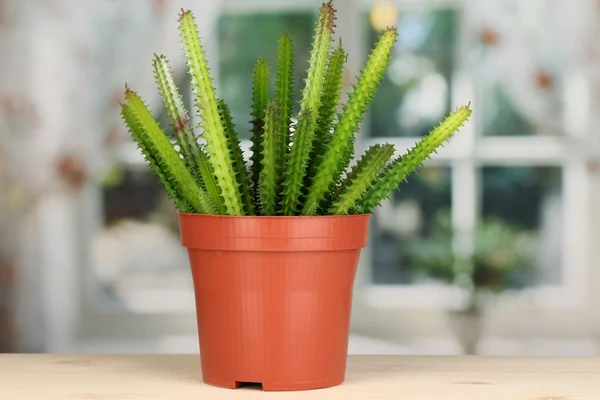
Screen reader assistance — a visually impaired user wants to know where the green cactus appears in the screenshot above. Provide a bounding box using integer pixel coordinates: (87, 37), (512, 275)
(179, 10), (244, 216)
(301, 27), (398, 216)
(358, 105), (473, 213)
(329, 144), (395, 215)
(258, 100), (281, 216)
(311, 39), (346, 167)
(195, 148), (223, 213)
(275, 32), (295, 172)
(152, 55), (199, 178)
(120, 3), (471, 217)
(121, 103), (192, 213)
(218, 99), (255, 215)
(280, 0), (334, 215)
(281, 109), (315, 215)
(152, 54), (226, 214)
(249, 59), (271, 199)
(121, 89), (216, 214)
(299, 1), (335, 119)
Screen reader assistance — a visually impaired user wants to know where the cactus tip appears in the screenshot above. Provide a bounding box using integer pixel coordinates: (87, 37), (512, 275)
(322, 0), (337, 32)
(178, 8), (190, 20)
(326, 0), (336, 12)
(124, 84), (133, 97)
(385, 26), (399, 35)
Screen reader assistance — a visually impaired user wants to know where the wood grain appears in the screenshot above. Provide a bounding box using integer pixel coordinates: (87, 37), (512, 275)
(1, 354), (599, 399)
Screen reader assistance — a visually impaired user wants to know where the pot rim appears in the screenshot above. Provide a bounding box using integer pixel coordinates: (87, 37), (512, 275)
(178, 212), (372, 219)
(178, 212), (371, 251)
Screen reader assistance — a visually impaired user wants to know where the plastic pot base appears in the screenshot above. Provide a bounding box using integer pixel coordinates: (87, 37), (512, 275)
(203, 377), (344, 391)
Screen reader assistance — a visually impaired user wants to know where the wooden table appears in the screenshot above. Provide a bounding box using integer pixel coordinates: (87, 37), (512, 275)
(1, 354), (599, 399)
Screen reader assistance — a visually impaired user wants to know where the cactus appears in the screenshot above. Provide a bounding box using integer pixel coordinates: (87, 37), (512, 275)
(152, 54), (225, 214)
(121, 89), (216, 214)
(281, 109), (315, 215)
(258, 100), (281, 216)
(329, 144), (395, 215)
(308, 39), (346, 181)
(249, 59), (271, 199)
(152, 55), (199, 179)
(275, 32), (295, 174)
(195, 148), (223, 213)
(179, 10), (244, 216)
(121, 103), (192, 213)
(120, 3), (472, 217)
(358, 105), (473, 213)
(218, 99), (255, 215)
(302, 27), (398, 216)
(299, 1), (335, 119)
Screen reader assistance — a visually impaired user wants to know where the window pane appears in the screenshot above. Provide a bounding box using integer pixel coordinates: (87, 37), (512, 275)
(217, 13), (314, 139)
(481, 86), (536, 136)
(371, 167), (452, 284)
(481, 166), (563, 286)
(365, 8), (458, 138)
(92, 165), (193, 311)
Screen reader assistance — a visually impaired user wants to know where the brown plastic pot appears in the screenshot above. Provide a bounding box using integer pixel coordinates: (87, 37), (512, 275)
(178, 212), (370, 391)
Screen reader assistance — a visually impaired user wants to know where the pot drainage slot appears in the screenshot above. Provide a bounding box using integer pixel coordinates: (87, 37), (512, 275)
(237, 382), (263, 390)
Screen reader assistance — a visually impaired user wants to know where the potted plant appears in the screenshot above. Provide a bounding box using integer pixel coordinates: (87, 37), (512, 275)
(403, 209), (538, 354)
(120, 1), (471, 391)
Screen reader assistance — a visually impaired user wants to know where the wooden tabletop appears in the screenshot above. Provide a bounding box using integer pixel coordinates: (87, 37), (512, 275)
(1, 354), (599, 399)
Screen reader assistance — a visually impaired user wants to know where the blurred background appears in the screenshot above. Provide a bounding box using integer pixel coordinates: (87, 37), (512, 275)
(2, 0), (600, 356)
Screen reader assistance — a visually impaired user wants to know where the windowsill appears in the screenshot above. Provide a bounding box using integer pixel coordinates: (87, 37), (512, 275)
(66, 335), (600, 357)
(91, 280), (584, 316)
(363, 283), (584, 310)
(67, 333), (411, 355)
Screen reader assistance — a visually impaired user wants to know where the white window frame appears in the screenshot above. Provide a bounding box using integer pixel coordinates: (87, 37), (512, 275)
(348, 0), (595, 343)
(354, 0), (590, 312)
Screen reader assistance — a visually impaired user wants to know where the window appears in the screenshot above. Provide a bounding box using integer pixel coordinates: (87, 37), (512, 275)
(371, 167), (452, 284)
(362, 3), (583, 312)
(89, 69), (195, 313)
(481, 166), (563, 286)
(63, 0), (594, 354)
(92, 163), (194, 312)
(366, 8), (458, 138)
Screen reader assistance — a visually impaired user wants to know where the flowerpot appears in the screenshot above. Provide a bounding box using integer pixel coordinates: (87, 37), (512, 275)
(446, 307), (484, 355)
(179, 213), (370, 391)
